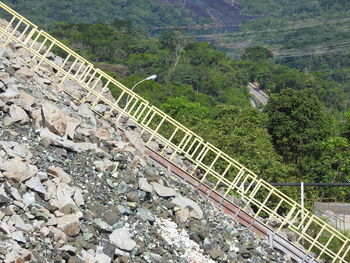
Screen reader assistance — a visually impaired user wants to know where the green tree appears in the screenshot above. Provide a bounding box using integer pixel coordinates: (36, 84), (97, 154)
(242, 46), (273, 61)
(160, 97), (209, 126)
(265, 88), (329, 168)
(194, 106), (293, 183)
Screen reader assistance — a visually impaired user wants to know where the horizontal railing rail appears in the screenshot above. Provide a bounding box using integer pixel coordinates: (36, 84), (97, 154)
(0, 2), (349, 262)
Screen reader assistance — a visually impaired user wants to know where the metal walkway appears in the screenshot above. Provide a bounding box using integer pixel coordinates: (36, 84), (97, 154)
(0, 2), (349, 262)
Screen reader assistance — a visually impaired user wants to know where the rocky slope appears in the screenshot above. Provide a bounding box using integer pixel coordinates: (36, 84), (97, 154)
(0, 35), (292, 262)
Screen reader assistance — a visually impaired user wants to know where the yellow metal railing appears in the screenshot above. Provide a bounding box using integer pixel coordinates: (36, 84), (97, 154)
(0, 2), (349, 262)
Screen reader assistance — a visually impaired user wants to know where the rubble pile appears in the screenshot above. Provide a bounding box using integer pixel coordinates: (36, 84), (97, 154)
(0, 32), (292, 263)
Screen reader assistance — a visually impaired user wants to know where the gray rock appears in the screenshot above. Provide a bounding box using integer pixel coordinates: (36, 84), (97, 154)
(0, 47), (4, 58)
(98, 240), (116, 259)
(0, 194), (11, 206)
(116, 205), (131, 215)
(116, 181), (133, 195)
(137, 207), (155, 222)
(83, 232), (93, 241)
(94, 218), (113, 232)
(106, 178), (117, 188)
(210, 247), (222, 259)
(101, 210), (120, 226)
(126, 191), (139, 202)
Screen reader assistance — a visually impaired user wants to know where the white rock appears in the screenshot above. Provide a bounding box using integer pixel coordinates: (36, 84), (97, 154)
(10, 214), (31, 232)
(93, 159), (115, 172)
(49, 226), (67, 243)
(56, 214), (80, 237)
(40, 226), (50, 237)
(2, 158), (36, 183)
(109, 227), (136, 251)
(0, 222), (11, 234)
(56, 183), (75, 208)
(114, 248), (129, 257)
(80, 249), (96, 262)
(4, 105), (29, 126)
(47, 166), (72, 184)
(138, 178), (153, 193)
(34, 102), (80, 137)
(73, 187), (85, 206)
(65, 118), (81, 140)
(151, 182), (177, 197)
(43, 179), (57, 201)
(11, 231), (26, 243)
(0, 141), (32, 160)
(78, 104), (96, 125)
(93, 128), (110, 141)
(156, 218), (215, 263)
(18, 90), (36, 107)
(171, 195), (203, 220)
(74, 142), (109, 157)
(15, 67), (34, 80)
(22, 192), (36, 205)
(59, 244), (77, 253)
(0, 88), (19, 102)
(94, 254), (111, 263)
(40, 128), (75, 150)
(175, 208), (190, 223)
(25, 177), (47, 194)
(0, 211), (5, 220)
(10, 187), (22, 201)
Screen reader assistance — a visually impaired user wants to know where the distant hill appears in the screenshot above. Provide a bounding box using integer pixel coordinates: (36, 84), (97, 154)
(1, 0), (194, 28)
(2, 0), (256, 29)
(160, 0), (253, 25)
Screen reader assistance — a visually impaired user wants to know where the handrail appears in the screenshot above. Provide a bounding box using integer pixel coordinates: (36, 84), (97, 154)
(0, 2), (349, 262)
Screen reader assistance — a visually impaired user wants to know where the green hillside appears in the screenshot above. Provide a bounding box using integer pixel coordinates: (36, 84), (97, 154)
(218, 1), (350, 85)
(2, 0), (194, 27)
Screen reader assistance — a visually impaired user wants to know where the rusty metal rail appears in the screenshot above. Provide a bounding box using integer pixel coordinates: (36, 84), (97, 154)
(145, 148), (318, 263)
(0, 2), (349, 262)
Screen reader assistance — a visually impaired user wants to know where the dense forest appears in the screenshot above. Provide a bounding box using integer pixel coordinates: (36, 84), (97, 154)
(3, 0), (350, 205)
(1, 0), (195, 27)
(48, 21), (350, 206)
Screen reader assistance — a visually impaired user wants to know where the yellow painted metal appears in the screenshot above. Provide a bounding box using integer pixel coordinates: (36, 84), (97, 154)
(0, 2), (349, 262)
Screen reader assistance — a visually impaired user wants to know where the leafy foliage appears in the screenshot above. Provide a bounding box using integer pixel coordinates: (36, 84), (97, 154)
(265, 88), (329, 166)
(50, 24), (250, 107)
